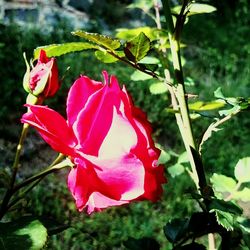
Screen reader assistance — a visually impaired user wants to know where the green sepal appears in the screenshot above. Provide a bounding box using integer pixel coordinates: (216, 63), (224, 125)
(22, 52), (31, 93)
(26, 93), (39, 105)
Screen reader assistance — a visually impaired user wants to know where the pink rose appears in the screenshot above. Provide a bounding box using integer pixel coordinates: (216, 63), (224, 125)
(23, 50), (59, 98)
(21, 71), (166, 214)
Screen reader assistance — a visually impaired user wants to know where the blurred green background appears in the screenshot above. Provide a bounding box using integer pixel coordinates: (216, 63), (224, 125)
(0, 0), (249, 249)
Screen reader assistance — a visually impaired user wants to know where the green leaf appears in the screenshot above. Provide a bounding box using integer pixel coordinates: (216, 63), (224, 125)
(188, 3), (217, 15)
(149, 82), (167, 95)
(214, 210), (235, 231)
(214, 87), (225, 99)
(209, 199), (242, 231)
(237, 217), (250, 234)
(94, 50), (125, 63)
(234, 157), (250, 183)
(188, 101), (225, 111)
(124, 32), (151, 62)
(130, 70), (152, 81)
(138, 56), (160, 64)
(184, 77), (195, 86)
(163, 218), (189, 243)
(167, 164), (185, 178)
(0, 217), (47, 250)
(172, 3), (216, 16)
(209, 198), (243, 215)
(158, 148), (171, 165)
(72, 30), (121, 51)
(177, 151), (189, 164)
(34, 42), (98, 59)
(116, 27), (160, 41)
(210, 173), (237, 194)
(219, 106), (240, 117)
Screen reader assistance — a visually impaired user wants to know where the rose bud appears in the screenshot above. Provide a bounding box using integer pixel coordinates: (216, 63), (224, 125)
(23, 49), (59, 99)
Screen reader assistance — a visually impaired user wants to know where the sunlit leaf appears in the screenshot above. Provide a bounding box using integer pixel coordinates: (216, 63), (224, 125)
(172, 3), (216, 16)
(188, 3), (217, 15)
(0, 217), (47, 250)
(235, 157), (250, 183)
(116, 27), (160, 41)
(184, 77), (195, 86)
(138, 56), (160, 64)
(149, 82), (167, 95)
(189, 101), (225, 111)
(213, 210), (235, 231)
(210, 173), (237, 194)
(214, 87), (225, 99)
(177, 151), (189, 164)
(219, 106), (240, 116)
(124, 32), (150, 62)
(72, 30), (121, 50)
(233, 188), (250, 202)
(34, 42), (98, 59)
(130, 70), (152, 81)
(94, 50), (125, 63)
(167, 164), (185, 178)
(190, 113), (201, 120)
(158, 147), (171, 165)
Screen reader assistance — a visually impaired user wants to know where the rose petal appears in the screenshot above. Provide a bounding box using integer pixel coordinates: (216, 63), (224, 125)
(98, 107), (137, 159)
(86, 192), (129, 214)
(73, 78), (121, 156)
(66, 76), (103, 126)
(68, 152), (145, 213)
(82, 153), (145, 201)
(21, 105), (76, 156)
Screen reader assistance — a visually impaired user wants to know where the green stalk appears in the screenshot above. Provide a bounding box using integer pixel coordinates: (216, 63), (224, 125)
(0, 123), (30, 219)
(161, 0), (207, 192)
(13, 157), (72, 193)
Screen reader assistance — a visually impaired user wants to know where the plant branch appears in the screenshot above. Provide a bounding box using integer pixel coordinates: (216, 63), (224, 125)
(13, 158), (73, 193)
(0, 153), (68, 219)
(199, 109), (241, 154)
(0, 123), (30, 219)
(161, 0), (207, 192)
(106, 49), (163, 80)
